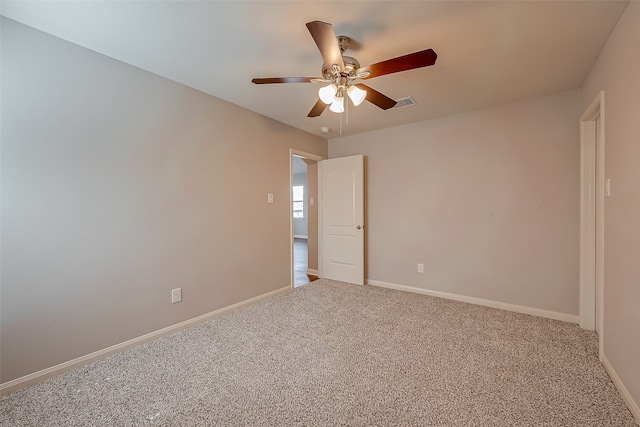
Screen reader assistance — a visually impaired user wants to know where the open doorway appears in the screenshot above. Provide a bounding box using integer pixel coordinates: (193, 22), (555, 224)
(292, 156), (310, 287)
(290, 150), (324, 288)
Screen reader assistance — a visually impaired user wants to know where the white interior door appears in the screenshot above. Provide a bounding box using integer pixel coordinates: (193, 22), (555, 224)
(319, 155), (364, 285)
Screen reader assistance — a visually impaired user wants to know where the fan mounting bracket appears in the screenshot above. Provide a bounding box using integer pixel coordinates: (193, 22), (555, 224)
(337, 36), (351, 53)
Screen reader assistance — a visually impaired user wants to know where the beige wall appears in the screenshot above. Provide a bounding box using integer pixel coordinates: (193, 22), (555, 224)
(0, 18), (327, 383)
(330, 90), (581, 316)
(581, 1), (640, 411)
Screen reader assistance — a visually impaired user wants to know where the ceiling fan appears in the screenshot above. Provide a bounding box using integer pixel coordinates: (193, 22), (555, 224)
(252, 21), (437, 118)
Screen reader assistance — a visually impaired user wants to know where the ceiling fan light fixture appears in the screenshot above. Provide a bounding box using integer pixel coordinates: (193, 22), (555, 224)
(329, 95), (344, 113)
(347, 85), (367, 107)
(252, 21), (437, 119)
(318, 84), (338, 104)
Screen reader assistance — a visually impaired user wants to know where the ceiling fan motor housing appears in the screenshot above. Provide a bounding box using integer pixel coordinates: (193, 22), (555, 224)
(322, 56), (361, 81)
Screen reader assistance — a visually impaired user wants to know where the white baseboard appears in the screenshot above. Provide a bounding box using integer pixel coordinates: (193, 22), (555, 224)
(601, 353), (640, 423)
(0, 285), (290, 396)
(306, 269), (319, 277)
(367, 279), (579, 324)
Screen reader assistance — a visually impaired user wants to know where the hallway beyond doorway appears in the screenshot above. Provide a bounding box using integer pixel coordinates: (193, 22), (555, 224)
(294, 238), (310, 287)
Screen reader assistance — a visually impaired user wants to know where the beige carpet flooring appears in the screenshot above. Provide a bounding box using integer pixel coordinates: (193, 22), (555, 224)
(1, 279), (637, 426)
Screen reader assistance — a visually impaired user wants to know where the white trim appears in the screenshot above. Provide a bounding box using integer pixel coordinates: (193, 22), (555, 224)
(0, 285), (290, 395)
(601, 354), (640, 423)
(579, 91), (605, 353)
(306, 268), (319, 277)
(367, 279), (579, 324)
(596, 96), (605, 353)
(579, 119), (596, 330)
(317, 160), (324, 280)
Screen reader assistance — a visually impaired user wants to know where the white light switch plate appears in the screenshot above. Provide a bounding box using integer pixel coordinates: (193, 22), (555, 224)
(171, 288), (182, 303)
(267, 193), (274, 204)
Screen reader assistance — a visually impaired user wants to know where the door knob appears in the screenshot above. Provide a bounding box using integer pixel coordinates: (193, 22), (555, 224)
(356, 225), (363, 230)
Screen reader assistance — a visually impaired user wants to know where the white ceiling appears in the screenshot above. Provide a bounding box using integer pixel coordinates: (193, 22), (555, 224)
(1, 1), (629, 139)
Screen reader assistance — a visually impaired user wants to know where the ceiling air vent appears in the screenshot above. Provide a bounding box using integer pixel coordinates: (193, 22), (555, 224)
(391, 97), (416, 110)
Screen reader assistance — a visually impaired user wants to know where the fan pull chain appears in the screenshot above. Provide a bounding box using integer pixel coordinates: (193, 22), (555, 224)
(346, 94), (349, 125)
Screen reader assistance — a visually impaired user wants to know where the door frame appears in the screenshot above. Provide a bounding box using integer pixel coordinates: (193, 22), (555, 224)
(290, 149), (325, 289)
(579, 91), (605, 354)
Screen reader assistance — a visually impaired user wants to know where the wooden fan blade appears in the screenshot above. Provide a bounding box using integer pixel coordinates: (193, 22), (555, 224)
(306, 21), (345, 72)
(355, 84), (397, 110)
(308, 99), (328, 117)
(252, 77), (316, 84)
(357, 49), (437, 79)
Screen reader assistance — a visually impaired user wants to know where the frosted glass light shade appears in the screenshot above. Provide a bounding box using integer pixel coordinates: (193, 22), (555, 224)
(329, 96), (344, 113)
(347, 85), (367, 106)
(318, 84), (338, 104)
